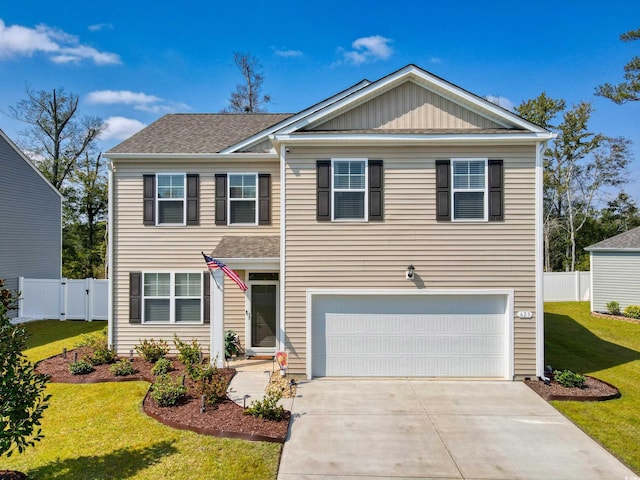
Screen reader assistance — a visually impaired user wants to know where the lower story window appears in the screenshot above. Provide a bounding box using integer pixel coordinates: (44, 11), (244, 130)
(143, 272), (202, 323)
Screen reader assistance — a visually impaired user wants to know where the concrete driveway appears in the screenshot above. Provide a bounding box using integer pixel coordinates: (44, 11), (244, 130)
(278, 379), (636, 480)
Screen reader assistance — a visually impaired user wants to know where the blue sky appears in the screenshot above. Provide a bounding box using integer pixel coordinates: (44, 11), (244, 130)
(1, 0), (639, 199)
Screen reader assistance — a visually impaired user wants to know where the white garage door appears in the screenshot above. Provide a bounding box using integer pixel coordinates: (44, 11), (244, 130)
(311, 293), (508, 378)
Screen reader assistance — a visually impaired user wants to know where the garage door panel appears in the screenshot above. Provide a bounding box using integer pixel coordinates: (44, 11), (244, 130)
(312, 294), (508, 378)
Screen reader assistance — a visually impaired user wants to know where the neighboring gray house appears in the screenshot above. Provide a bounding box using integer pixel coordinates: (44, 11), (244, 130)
(586, 226), (640, 312)
(0, 129), (62, 314)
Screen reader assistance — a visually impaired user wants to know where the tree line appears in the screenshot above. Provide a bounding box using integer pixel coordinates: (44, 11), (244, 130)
(6, 30), (640, 276)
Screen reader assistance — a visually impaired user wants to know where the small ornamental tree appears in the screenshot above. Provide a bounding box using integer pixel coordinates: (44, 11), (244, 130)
(0, 280), (51, 457)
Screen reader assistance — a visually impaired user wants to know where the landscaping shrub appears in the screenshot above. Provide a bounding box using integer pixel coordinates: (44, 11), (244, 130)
(192, 362), (228, 405)
(607, 301), (621, 316)
(68, 360), (95, 375)
(110, 359), (138, 377)
(135, 338), (169, 363)
(244, 392), (284, 420)
(150, 374), (187, 407)
(623, 305), (640, 319)
(76, 327), (116, 365)
(151, 357), (173, 376)
(553, 369), (586, 388)
(173, 335), (202, 367)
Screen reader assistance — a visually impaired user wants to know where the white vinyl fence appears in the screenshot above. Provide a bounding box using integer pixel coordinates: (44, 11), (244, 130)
(544, 271), (590, 302)
(17, 277), (107, 321)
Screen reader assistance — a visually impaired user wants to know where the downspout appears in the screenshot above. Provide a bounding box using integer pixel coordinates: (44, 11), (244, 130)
(279, 144), (286, 353)
(535, 141), (546, 378)
(107, 161), (114, 349)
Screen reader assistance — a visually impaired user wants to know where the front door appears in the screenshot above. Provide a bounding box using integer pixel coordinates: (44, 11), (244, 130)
(247, 280), (278, 354)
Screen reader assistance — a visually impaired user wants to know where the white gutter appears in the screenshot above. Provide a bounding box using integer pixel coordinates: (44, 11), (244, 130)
(535, 141), (546, 379)
(107, 161), (114, 349)
(104, 152), (279, 160)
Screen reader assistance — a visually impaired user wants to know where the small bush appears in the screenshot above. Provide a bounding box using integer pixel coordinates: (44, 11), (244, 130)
(607, 301), (621, 316)
(87, 346), (117, 366)
(244, 392), (284, 420)
(69, 360), (95, 375)
(110, 359), (138, 377)
(135, 338), (169, 363)
(554, 369), (586, 388)
(623, 305), (640, 319)
(76, 327), (116, 365)
(150, 374), (187, 407)
(151, 357), (173, 376)
(192, 362), (228, 405)
(173, 335), (202, 367)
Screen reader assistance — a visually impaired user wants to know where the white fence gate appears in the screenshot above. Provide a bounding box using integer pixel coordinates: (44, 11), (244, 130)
(17, 277), (108, 321)
(543, 272), (591, 302)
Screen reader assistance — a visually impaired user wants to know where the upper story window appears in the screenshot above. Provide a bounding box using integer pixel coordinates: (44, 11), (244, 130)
(229, 173), (258, 225)
(143, 272), (202, 323)
(452, 159), (487, 221)
(332, 159), (367, 221)
(157, 174), (186, 224)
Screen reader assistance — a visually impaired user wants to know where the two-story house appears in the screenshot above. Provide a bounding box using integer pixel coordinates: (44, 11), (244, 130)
(106, 64), (554, 380)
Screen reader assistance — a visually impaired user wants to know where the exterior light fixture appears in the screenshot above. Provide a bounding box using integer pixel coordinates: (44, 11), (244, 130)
(406, 264), (415, 280)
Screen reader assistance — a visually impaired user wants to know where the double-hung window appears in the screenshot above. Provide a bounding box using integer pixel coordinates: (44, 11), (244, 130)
(332, 159), (367, 221)
(143, 272), (202, 323)
(156, 174), (185, 225)
(228, 173), (258, 225)
(452, 158), (487, 221)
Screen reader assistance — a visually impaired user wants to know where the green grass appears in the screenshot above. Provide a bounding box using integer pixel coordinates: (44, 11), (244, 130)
(3, 320), (281, 479)
(545, 302), (640, 473)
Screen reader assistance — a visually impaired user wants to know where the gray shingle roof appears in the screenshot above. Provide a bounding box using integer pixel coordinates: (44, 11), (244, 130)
(585, 226), (640, 251)
(107, 113), (293, 154)
(211, 236), (279, 258)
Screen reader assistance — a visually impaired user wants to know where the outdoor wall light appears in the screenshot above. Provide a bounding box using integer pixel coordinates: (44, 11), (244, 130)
(406, 264), (415, 280)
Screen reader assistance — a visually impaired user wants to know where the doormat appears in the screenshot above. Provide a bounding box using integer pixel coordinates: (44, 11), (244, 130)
(247, 355), (274, 360)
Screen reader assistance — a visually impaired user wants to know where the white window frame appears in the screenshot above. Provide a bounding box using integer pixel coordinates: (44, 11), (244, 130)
(331, 158), (368, 222)
(227, 172), (258, 226)
(142, 271), (203, 324)
(156, 173), (186, 226)
(451, 158), (488, 222)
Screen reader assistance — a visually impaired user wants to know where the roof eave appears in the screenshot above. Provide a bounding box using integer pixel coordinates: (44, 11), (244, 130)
(584, 247), (640, 253)
(105, 152), (279, 160)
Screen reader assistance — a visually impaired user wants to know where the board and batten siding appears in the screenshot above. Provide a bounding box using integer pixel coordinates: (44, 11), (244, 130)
(283, 145), (538, 377)
(312, 81), (503, 131)
(112, 159), (278, 355)
(591, 252), (640, 312)
(0, 134), (61, 306)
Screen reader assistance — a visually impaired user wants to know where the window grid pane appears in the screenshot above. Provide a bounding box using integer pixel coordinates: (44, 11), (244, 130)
(452, 160), (486, 220)
(144, 273), (170, 296)
(230, 200), (256, 224)
(143, 273), (202, 323)
(157, 175), (184, 199)
(333, 160), (366, 220)
(175, 273), (201, 297)
(158, 200), (184, 223)
(229, 174), (257, 199)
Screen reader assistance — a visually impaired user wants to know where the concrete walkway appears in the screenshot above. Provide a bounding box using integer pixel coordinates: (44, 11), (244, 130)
(226, 356), (295, 410)
(278, 379), (637, 480)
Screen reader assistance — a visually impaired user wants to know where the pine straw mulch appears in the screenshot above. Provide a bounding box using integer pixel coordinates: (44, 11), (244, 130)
(524, 375), (621, 402)
(35, 348), (290, 443)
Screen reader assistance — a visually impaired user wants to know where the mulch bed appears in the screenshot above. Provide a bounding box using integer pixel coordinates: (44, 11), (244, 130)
(525, 375), (621, 401)
(591, 311), (640, 324)
(36, 349), (290, 443)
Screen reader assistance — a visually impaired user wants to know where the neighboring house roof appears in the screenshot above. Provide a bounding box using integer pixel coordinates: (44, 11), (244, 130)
(585, 226), (640, 252)
(106, 114), (292, 154)
(0, 128), (63, 199)
(211, 236), (280, 259)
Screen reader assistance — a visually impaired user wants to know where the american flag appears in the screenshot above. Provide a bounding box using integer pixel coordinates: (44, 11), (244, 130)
(201, 252), (248, 292)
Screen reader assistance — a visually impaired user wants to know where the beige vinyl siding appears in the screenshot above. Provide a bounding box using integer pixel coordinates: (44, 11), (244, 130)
(591, 252), (640, 312)
(112, 159), (277, 355)
(284, 145), (537, 377)
(312, 81), (503, 131)
(242, 139), (274, 153)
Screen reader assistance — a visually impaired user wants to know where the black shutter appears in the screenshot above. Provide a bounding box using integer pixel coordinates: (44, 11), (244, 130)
(435, 160), (451, 221)
(203, 271), (210, 324)
(186, 174), (199, 225)
(258, 173), (271, 225)
(215, 174), (227, 225)
(368, 160), (384, 221)
(488, 159), (504, 221)
(317, 160), (331, 221)
(143, 175), (155, 225)
(129, 272), (142, 323)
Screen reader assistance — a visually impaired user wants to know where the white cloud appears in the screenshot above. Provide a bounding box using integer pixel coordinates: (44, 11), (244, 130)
(484, 95), (515, 111)
(429, 57), (442, 64)
(340, 35), (393, 65)
(275, 49), (303, 58)
(101, 116), (146, 140)
(88, 23), (113, 32)
(0, 18), (120, 65)
(86, 89), (187, 113)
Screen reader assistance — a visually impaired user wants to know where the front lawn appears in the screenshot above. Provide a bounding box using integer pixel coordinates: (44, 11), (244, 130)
(2, 320), (281, 480)
(545, 302), (640, 473)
